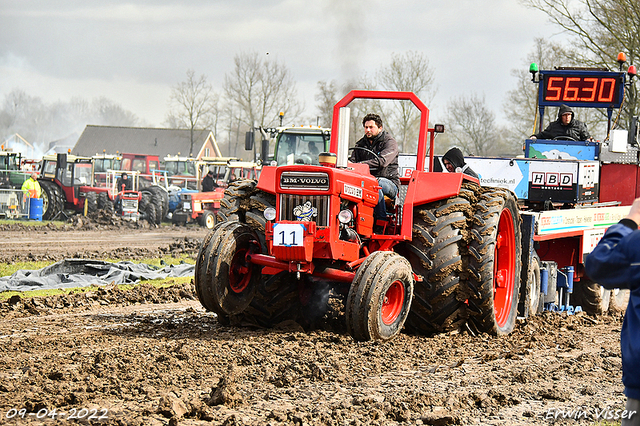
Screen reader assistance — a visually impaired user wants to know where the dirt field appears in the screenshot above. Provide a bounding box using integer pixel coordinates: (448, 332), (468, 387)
(0, 218), (629, 425)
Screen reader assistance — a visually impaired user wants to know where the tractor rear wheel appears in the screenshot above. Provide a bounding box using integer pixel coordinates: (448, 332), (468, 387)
(246, 191), (276, 248)
(346, 251), (414, 341)
(145, 202), (157, 225)
(466, 190), (522, 335)
(398, 196), (470, 335)
(86, 192), (98, 214)
(216, 179), (258, 223)
(97, 192), (114, 215)
(234, 271), (304, 327)
(194, 221), (262, 316)
(144, 185), (169, 220)
(40, 181), (64, 220)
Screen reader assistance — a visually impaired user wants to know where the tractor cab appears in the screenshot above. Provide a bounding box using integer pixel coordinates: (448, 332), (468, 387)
(92, 153), (122, 188)
(246, 126), (331, 166)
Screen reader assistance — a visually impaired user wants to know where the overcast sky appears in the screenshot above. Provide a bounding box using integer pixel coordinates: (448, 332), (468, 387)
(0, 0), (561, 128)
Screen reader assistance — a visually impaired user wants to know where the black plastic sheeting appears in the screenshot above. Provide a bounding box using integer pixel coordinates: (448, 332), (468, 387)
(0, 259), (195, 292)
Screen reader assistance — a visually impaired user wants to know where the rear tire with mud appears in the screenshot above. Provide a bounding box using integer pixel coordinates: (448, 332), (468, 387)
(466, 190), (522, 335)
(216, 179), (258, 223)
(397, 196), (470, 335)
(86, 192), (98, 214)
(346, 251), (414, 341)
(233, 272), (303, 327)
(572, 279), (630, 315)
(98, 192), (114, 215)
(40, 181), (64, 220)
(144, 185), (169, 220)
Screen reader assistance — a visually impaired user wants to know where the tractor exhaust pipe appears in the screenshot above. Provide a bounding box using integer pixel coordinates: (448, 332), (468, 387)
(336, 107), (350, 168)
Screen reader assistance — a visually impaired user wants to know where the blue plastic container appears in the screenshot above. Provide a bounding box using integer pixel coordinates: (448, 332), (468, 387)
(29, 197), (43, 221)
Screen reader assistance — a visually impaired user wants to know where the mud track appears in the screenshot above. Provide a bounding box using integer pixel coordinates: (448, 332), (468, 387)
(0, 218), (628, 425)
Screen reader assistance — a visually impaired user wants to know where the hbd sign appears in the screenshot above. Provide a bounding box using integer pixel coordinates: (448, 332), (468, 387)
(531, 172), (573, 187)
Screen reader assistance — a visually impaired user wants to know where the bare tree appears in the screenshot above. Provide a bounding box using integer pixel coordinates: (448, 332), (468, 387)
(503, 38), (570, 145)
(166, 69), (219, 156)
(224, 52), (301, 159)
(377, 51), (437, 152)
(522, 0), (640, 129)
(446, 93), (514, 156)
(315, 80), (339, 128)
(92, 97), (138, 127)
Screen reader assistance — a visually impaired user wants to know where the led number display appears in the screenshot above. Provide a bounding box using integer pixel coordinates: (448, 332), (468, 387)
(540, 71), (624, 108)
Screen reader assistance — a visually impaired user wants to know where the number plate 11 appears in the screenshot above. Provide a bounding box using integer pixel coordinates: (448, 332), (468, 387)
(273, 223), (305, 247)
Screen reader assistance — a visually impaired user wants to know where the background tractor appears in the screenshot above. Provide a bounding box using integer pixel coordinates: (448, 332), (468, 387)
(38, 153), (166, 223)
(195, 91), (523, 341)
(172, 158), (260, 229)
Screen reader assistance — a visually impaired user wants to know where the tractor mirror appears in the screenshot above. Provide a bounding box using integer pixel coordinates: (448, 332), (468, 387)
(434, 124), (445, 133)
(245, 131), (254, 151)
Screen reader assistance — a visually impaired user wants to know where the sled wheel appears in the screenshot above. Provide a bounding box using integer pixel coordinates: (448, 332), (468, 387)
(346, 251), (413, 341)
(572, 279), (629, 315)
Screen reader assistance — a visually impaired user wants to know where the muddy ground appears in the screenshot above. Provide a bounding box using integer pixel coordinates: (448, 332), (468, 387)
(0, 216), (629, 425)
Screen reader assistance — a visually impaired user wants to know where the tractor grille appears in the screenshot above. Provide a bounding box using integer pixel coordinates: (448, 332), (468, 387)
(122, 199), (139, 212)
(279, 195), (330, 226)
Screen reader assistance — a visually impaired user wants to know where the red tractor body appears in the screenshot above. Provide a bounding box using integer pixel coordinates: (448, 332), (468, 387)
(196, 90), (519, 341)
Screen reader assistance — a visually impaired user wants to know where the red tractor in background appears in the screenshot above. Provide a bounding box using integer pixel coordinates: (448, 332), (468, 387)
(38, 153), (163, 223)
(195, 91), (522, 341)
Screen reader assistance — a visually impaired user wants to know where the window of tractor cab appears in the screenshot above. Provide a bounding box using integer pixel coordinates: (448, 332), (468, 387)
(74, 163), (92, 185)
(149, 160), (159, 173)
(43, 160), (57, 177)
(132, 159), (146, 173)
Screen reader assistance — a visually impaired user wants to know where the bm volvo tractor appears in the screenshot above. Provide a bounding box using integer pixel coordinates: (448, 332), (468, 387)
(195, 91), (523, 341)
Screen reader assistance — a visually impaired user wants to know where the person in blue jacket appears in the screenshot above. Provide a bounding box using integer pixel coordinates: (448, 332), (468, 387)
(585, 197), (640, 425)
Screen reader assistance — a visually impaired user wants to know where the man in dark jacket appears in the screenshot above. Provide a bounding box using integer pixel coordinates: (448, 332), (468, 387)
(116, 172), (132, 192)
(201, 169), (216, 192)
(532, 104), (592, 141)
(442, 147), (479, 179)
(585, 198), (640, 424)
(350, 113), (399, 220)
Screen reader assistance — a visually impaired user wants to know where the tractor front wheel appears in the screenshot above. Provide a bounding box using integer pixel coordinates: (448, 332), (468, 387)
(194, 221), (262, 316)
(200, 210), (216, 229)
(346, 251), (413, 341)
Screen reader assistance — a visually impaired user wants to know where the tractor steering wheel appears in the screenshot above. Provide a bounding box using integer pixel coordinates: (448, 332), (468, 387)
(295, 153), (314, 165)
(553, 135), (577, 141)
(348, 146), (383, 173)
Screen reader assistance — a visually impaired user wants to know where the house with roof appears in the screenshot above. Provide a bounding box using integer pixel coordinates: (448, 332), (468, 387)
(71, 125), (222, 160)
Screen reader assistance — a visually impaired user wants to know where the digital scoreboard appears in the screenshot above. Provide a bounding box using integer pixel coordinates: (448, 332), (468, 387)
(539, 70), (625, 109)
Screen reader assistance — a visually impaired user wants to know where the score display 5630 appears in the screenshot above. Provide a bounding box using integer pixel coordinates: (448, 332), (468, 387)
(539, 71), (624, 108)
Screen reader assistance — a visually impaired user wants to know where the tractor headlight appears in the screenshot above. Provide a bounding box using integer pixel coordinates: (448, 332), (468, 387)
(338, 209), (353, 224)
(264, 207), (276, 221)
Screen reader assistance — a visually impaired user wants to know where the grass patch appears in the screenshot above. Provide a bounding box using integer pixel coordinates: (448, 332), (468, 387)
(0, 218), (64, 227)
(0, 255), (195, 301)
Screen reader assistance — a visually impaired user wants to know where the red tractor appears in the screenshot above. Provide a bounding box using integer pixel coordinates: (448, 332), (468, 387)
(195, 91), (522, 341)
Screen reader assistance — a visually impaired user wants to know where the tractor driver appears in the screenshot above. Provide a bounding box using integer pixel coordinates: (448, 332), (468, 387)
(116, 172), (132, 192)
(350, 113), (400, 220)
